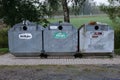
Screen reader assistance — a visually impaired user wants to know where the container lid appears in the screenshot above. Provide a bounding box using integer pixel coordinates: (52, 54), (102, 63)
(46, 22), (76, 30)
(11, 20), (43, 31)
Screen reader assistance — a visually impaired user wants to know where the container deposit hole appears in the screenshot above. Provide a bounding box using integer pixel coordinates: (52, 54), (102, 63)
(58, 25), (63, 30)
(95, 26), (99, 30)
(23, 26), (27, 31)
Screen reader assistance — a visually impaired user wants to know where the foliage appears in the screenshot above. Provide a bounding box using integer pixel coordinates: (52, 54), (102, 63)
(0, 0), (87, 24)
(72, 0), (86, 15)
(115, 49), (120, 55)
(100, 0), (120, 25)
(0, 28), (8, 48)
(39, 18), (50, 27)
(45, 0), (86, 22)
(99, 0), (120, 54)
(0, 0), (50, 27)
(114, 29), (120, 49)
(0, 48), (8, 55)
(79, 0), (102, 15)
(44, 0), (60, 17)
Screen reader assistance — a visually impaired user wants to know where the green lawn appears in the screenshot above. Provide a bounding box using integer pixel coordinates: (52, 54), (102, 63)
(48, 15), (113, 28)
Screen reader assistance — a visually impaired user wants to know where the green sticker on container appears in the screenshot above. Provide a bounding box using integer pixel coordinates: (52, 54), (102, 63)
(54, 32), (67, 39)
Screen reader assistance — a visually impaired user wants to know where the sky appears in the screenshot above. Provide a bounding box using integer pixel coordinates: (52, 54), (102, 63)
(93, 0), (109, 5)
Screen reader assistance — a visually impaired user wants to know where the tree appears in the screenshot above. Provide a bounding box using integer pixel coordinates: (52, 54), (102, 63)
(72, 0), (87, 15)
(100, 0), (120, 25)
(0, 0), (49, 27)
(0, 0), (87, 26)
(45, 0), (86, 22)
(62, 0), (70, 22)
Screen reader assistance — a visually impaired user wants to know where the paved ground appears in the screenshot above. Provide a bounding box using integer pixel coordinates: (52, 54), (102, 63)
(0, 65), (120, 80)
(0, 53), (120, 65)
(0, 54), (120, 80)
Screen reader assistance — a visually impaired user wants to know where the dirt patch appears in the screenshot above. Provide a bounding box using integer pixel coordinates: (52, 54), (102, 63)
(0, 65), (120, 80)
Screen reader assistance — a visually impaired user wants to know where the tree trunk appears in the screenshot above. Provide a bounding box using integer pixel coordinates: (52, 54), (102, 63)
(61, 0), (70, 23)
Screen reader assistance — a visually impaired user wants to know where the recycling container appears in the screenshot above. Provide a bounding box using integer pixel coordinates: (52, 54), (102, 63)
(79, 22), (114, 56)
(43, 22), (78, 55)
(8, 21), (44, 57)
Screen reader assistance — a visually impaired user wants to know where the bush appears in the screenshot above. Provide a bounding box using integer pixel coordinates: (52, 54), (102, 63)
(100, 0), (120, 27)
(114, 29), (120, 49)
(0, 28), (8, 48)
(114, 28), (120, 55)
(0, 48), (9, 55)
(115, 49), (120, 55)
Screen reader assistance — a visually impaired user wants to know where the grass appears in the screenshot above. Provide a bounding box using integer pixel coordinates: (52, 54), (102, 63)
(0, 48), (9, 55)
(48, 15), (113, 28)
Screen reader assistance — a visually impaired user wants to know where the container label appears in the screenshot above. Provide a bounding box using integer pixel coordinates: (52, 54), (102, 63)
(19, 33), (32, 39)
(54, 32), (67, 39)
(50, 26), (58, 29)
